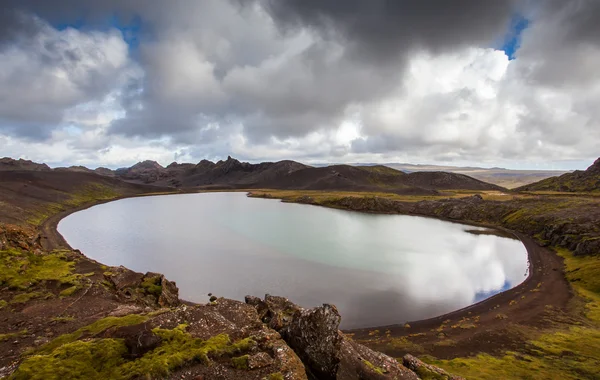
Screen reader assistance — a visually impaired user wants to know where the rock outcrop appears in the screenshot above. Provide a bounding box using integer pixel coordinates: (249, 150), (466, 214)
(104, 267), (180, 308)
(245, 294), (435, 380)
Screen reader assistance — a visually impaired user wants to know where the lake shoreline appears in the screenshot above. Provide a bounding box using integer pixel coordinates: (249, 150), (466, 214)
(41, 189), (565, 341)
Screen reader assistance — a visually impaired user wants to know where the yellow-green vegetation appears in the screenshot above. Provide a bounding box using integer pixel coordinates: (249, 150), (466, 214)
(0, 300), (8, 309)
(51, 316), (76, 323)
(387, 337), (424, 354)
(248, 189), (526, 204)
(140, 276), (162, 296)
(556, 248), (600, 321)
(425, 247), (600, 380)
(59, 285), (81, 298)
(413, 364), (450, 380)
(0, 329), (27, 342)
(0, 249), (81, 291)
(37, 314), (149, 354)
(27, 183), (121, 226)
(264, 373), (284, 380)
(231, 354), (249, 369)
(362, 359), (386, 375)
(13, 324), (255, 380)
(10, 291), (52, 304)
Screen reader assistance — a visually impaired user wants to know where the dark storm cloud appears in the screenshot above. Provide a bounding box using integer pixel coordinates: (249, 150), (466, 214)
(260, 0), (516, 61)
(1, 0), (600, 166)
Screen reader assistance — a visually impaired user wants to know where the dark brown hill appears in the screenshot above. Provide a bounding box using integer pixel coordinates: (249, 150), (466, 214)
(0, 157), (51, 171)
(0, 156), (503, 195)
(0, 170), (165, 225)
(401, 171), (505, 191)
(516, 157), (600, 193)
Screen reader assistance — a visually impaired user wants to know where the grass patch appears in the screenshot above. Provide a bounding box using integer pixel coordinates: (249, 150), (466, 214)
(12, 324), (255, 380)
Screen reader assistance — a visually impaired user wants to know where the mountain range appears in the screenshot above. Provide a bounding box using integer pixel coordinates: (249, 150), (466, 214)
(2, 156), (598, 195)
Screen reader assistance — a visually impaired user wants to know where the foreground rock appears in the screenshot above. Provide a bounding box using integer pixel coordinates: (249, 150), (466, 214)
(245, 294), (461, 380)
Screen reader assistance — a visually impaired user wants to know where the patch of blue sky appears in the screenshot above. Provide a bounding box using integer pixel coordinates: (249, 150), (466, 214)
(499, 14), (529, 60)
(50, 13), (143, 54)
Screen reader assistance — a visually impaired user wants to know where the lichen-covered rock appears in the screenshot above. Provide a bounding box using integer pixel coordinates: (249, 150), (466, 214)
(105, 266), (144, 290)
(403, 354), (465, 380)
(158, 276), (179, 307)
(248, 352), (274, 369)
(338, 340), (419, 380)
(281, 304), (342, 379)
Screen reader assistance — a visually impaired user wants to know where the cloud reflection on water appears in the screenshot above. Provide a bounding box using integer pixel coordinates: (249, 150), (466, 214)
(58, 192), (529, 329)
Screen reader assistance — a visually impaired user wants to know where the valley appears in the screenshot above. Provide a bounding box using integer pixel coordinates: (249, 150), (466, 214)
(0, 156), (599, 379)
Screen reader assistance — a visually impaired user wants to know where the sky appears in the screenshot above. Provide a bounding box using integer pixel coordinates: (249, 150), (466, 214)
(0, 1), (599, 170)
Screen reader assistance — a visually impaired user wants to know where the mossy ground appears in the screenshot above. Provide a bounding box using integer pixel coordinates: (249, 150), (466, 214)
(0, 248), (81, 291)
(27, 183), (121, 226)
(424, 248), (600, 380)
(12, 323), (255, 380)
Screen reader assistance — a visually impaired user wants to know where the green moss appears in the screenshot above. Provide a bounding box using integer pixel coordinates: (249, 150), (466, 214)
(37, 314), (149, 354)
(10, 291), (52, 304)
(387, 337), (424, 354)
(0, 249), (81, 291)
(362, 360), (385, 375)
(140, 276), (162, 296)
(13, 323), (255, 380)
(414, 365), (448, 380)
(51, 316), (75, 323)
(27, 183), (122, 226)
(59, 285), (80, 298)
(231, 355), (249, 369)
(426, 329), (600, 380)
(0, 329), (27, 342)
(0, 300), (7, 309)
(11, 338), (127, 380)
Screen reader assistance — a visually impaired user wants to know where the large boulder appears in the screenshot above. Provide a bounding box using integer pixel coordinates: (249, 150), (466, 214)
(245, 295), (423, 380)
(282, 304), (342, 379)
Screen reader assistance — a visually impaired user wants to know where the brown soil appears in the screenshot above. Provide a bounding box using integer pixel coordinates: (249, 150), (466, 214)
(346, 232), (574, 359)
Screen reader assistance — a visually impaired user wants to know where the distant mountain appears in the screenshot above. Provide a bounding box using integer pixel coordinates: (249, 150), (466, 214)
(516, 158), (600, 193)
(381, 163), (569, 189)
(0, 157), (51, 172)
(114, 160), (174, 184)
(0, 156), (505, 194)
(110, 156), (502, 194)
(399, 171), (504, 191)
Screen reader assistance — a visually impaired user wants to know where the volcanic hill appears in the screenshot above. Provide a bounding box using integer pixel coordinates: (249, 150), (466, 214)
(517, 158), (600, 193)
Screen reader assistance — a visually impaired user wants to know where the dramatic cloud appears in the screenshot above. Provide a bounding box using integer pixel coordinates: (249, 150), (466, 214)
(0, 0), (599, 168)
